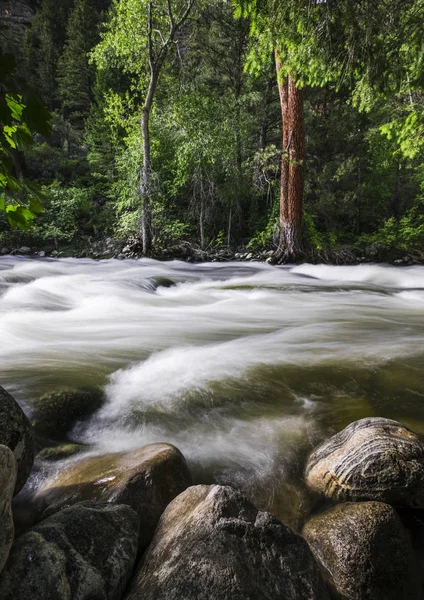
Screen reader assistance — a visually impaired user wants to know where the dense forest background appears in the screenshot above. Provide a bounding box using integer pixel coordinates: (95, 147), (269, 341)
(1, 0), (424, 261)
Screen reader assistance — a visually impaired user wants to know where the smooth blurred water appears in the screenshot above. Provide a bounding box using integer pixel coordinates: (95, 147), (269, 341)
(2, 256), (424, 525)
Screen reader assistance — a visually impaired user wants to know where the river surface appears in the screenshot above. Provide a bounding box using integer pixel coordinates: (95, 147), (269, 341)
(1, 257), (424, 526)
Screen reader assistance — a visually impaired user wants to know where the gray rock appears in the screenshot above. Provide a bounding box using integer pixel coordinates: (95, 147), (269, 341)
(0, 501), (139, 600)
(0, 445), (16, 574)
(126, 484), (329, 600)
(0, 386), (34, 495)
(35, 443), (192, 550)
(303, 501), (420, 600)
(37, 251), (46, 257)
(305, 417), (424, 506)
(0, 248), (9, 255)
(32, 387), (105, 440)
(17, 246), (31, 255)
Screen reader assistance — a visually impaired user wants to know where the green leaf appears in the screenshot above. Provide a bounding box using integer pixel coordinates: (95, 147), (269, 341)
(5, 94), (24, 122)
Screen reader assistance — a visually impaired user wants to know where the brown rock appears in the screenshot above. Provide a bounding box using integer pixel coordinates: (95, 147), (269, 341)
(302, 501), (420, 600)
(35, 443), (192, 549)
(126, 484), (329, 600)
(0, 445), (16, 575)
(306, 417), (424, 505)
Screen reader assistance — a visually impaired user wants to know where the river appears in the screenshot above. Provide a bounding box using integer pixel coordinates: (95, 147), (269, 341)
(1, 256), (424, 526)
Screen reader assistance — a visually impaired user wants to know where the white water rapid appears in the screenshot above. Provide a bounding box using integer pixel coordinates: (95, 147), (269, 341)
(1, 257), (424, 523)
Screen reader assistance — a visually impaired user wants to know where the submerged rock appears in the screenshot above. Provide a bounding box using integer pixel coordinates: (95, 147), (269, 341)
(305, 417), (424, 506)
(0, 501), (139, 600)
(0, 386), (34, 495)
(126, 484), (329, 600)
(0, 445), (16, 574)
(303, 501), (420, 600)
(36, 443), (192, 549)
(36, 443), (86, 463)
(32, 387), (105, 440)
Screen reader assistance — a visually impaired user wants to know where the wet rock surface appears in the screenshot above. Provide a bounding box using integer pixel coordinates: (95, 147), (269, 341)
(303, 501), (420, 600)
(305, 417), (424, 505)
(0, 501), (139, 600)
(126, 484), (329, 600)
(35, 442), (192, 549)
(0, 386), (34, 495)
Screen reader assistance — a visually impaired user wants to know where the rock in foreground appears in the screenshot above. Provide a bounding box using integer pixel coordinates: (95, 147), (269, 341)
(306, 417), (424, 505)
(36, 443), (192, 549)
(0, 386), (34, 495)
(303, 501), (420, 600)
(0, 501), (139, 600)
(0, 445), (16, 574)
(126, 484), (329, 600)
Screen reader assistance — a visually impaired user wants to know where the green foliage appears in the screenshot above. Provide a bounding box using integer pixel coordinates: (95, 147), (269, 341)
(358, 199), (424, 251)
(30, 183), (95, 243)
(0, 49), (51, 229)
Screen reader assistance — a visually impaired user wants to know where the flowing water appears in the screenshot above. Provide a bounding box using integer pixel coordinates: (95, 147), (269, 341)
(1, 256), (424, 526)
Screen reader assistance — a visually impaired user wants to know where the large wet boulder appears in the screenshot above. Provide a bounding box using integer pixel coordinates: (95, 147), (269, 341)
(0, 501), (139, 600)
(0, 386), (34, 494)
(306, 417), (424, 505)
(32, 388), (105, 440)
(36, 443), (192, 549)
(126, 484), (329, 600)
(0, 445), (16, 574)
(302, 501), (420, 600)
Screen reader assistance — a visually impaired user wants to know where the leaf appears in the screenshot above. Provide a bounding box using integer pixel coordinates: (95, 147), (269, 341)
(6, 205), (35, 230)
(5, 94), (24, 122)
(28, 197), (44, 214)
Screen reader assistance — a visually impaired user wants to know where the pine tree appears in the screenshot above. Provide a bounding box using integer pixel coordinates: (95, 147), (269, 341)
(57, 0), (105, 130)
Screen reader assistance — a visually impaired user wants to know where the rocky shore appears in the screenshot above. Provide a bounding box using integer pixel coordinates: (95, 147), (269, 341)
(1, 238), (423, 265)
(1, 385), (424, 599)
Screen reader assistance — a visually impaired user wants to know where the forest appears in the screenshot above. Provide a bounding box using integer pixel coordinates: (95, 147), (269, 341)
(1, 0), (424, 262)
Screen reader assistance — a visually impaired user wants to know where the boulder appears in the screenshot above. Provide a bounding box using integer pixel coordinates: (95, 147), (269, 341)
(0, 501), (139, 600)
(302, 501), (420, 600)
(0, 386), (34, 494)
(35, 443), (192, 549)
(31, 388), (105, 440)
(305, 417), (424, 505)
(125, 484), (329, 600)
(0, 445), (16, 574)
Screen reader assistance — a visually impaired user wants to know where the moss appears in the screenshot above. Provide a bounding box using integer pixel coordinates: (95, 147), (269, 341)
(32, 388), (104, 441)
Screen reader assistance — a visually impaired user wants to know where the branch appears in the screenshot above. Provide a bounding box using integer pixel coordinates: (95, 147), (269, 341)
(166, 0), (175, 31)
(147, 0), (154, 71)
(175, 0), (196, 31)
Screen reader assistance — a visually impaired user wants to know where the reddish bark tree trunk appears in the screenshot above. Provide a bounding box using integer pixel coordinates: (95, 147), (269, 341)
(275, 50), (305, 260)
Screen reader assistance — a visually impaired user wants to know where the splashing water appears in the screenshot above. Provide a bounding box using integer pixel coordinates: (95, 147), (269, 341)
(2, 256), (424, 524)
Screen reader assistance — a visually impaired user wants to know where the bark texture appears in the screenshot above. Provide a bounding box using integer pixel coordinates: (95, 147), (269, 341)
(275, 51), (305, 260)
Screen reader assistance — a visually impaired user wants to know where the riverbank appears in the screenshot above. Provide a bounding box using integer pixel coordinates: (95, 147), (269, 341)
(1, 236), (423, 265)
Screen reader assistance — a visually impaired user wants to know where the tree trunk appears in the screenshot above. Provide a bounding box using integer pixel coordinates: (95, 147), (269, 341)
(275, 50), (305, 260)
(140, 105), (152, 256)
(139, 69), (159, 256)
(199, 196), (205, 250)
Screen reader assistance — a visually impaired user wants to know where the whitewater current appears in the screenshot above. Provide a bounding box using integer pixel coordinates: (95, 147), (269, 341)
(1, 257), (424, 523)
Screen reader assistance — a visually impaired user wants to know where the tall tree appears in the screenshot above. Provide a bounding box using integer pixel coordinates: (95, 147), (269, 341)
(57, 0), (109, 130)
(274, 52), (304, 258)
(93, 0), (196, 255)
